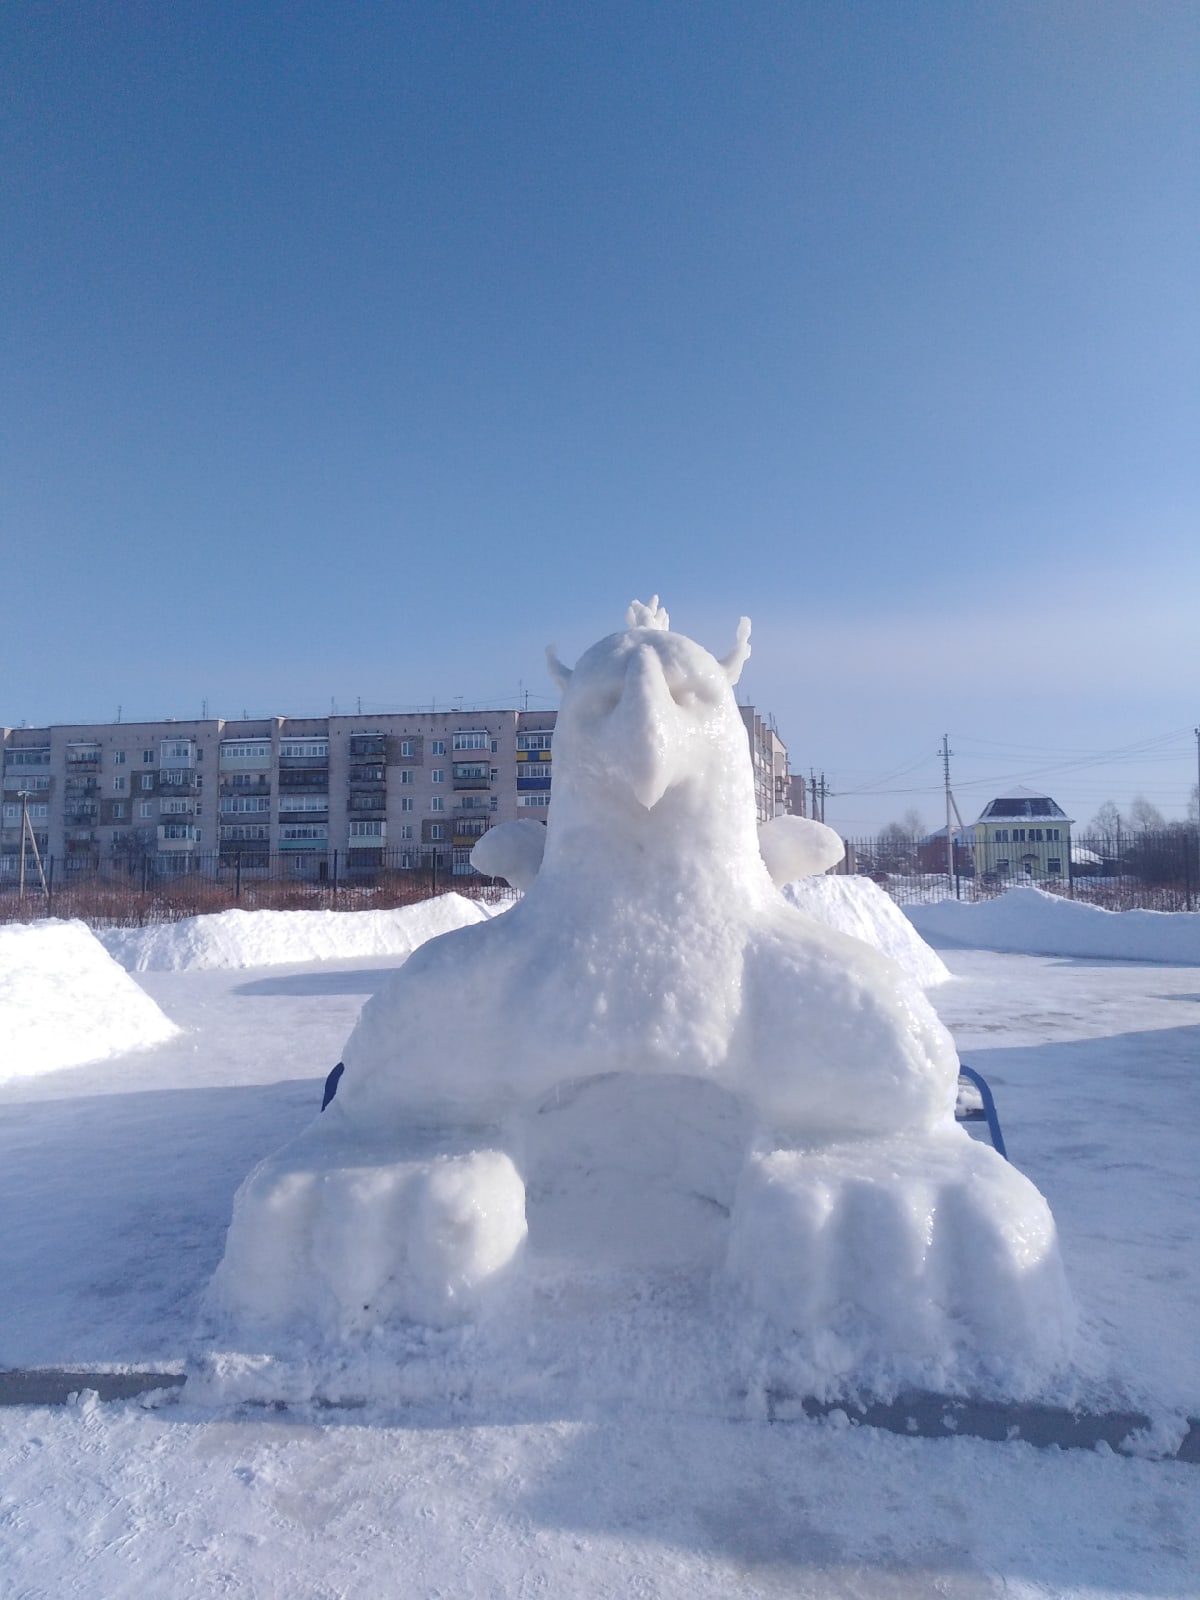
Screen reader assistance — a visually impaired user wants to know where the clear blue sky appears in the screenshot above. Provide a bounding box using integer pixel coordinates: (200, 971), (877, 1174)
(4, 1), (1197, 832)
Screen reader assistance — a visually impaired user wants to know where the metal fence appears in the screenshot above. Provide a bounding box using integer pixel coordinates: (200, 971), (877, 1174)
(843, 828), (1200, 912)
(0, 846), (518, 926)
(4, 829), (1198, 927)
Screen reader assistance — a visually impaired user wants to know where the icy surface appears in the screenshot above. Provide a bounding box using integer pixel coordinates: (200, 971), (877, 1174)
(97, 892), (495, 972)
(212, 605), (1071, 1402)
(0, 919), (178, 1080)
(908, 885), (1200, 964)
(784, 874), (951, 986)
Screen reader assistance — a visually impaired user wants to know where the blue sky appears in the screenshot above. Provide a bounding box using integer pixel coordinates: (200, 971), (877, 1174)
(4, 1), (1197, 832)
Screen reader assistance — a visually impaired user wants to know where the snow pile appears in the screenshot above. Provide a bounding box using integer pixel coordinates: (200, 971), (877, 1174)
(211, 600), (1072, 1404)
(0, 919), (178, 1081)
(907, 885), (1200, 964)
(783, 874), (951, 986)
(98, 893), (495, 972)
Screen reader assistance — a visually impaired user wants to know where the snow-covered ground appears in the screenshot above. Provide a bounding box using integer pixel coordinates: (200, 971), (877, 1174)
(1, 895), (1198, 1597)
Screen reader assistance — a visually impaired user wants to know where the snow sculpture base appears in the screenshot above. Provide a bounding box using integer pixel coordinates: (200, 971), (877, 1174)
(726, 1132), (1073, 1396)
(210, 1125), (527, 1337)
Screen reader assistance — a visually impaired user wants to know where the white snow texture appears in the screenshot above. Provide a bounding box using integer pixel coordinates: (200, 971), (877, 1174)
(211, 603), (1072, 1401)
(0, 919), (179, 1080)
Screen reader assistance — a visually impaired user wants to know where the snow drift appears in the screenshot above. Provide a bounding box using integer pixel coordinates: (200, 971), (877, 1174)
(98, 893), (497, 972)
(0, 919), (178, 1081)
(907, 885), (1200, 965)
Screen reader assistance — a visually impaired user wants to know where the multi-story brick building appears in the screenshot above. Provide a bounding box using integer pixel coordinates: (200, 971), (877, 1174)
(2, 705), (794, 881)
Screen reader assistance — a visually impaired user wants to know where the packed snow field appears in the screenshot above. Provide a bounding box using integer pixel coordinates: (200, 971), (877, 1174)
(1, 886), (1197, 1596)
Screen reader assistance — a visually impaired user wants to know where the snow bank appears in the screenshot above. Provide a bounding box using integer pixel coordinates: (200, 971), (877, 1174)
(783, 875), (950, 986)
(907, 886), (1200, 964)
(0, 920), (178, 1081)
(98, 893), (496, 972)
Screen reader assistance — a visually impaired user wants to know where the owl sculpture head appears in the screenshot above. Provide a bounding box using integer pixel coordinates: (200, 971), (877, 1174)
(543, 598), (757, 846)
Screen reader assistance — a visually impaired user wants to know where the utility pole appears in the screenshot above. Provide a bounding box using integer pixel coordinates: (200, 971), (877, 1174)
(18, 790), (48, 901)
(941, 734), (955, 889)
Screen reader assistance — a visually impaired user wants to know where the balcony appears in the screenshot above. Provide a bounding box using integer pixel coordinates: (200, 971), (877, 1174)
(278, 769), (327, 790)
(279, 754), (329, 770)
(349, 737), (386, 760)
(65, 751), (101, 770)
(159, 771), (201, 795)
(452, 775), (491, 790)
(65, 804), (100, 825)
(65, 778), (100, 796)
(221, 775), (271, 794)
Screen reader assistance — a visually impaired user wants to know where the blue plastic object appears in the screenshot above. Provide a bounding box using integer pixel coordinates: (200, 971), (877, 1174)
(955, 1064), (1008, 1160)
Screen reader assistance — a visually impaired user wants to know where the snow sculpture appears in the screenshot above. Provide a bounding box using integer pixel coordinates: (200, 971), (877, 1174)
(211, 599), (1072, 1397)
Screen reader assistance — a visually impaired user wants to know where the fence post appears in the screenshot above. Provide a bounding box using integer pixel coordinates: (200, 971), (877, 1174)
(235, 851), (242, 902)
(332, 850), (339, 905)
(1185, 832), (1193, 914)
(431, 848), (437, 898)
(46, 854), (54, 915)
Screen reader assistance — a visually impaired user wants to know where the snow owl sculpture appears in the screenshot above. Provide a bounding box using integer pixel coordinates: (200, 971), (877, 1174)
(212, 599), (1072, 1399)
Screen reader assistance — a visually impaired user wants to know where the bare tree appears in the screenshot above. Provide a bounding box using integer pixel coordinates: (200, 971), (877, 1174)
(1129, 795), (1166, 831)
(1088, 801), (1123, 843)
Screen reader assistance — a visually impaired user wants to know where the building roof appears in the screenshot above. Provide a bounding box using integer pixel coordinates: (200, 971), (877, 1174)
(975, 785), (1071, 823)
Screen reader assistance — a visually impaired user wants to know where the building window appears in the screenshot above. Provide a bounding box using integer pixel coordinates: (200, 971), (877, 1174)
(452, 732), (487, 752)
(112, 776), (127, 792)
(430, 824), (445, 840)
(280, 741), (327, 758)
(517, 794), (552, 808)
(139, 801), (154, 819)
(349, 820), (384, 838)
(431, 769), (444, 783)
(221, 795), (270, 813)
(401, 797), (414, 812)
(400, 824), (413, 840)
(1, 804), (17, 823)
(431, 797), (445, 812)
(518, 763), (552, 781)
(142, 749), (155, 763)
(400, 740), (415, 757)
(1048, 858), (1062, 874)
(141, 774), (154, 791)
(431, 740), (446, 756)
(1048, 828), (1060, 842)
(490, 796), (498, 811)
(401, 769), (414, 785)
(113, 751), (126, 765)
(516, 732), (553, 752)
(161, 741), (192, 763)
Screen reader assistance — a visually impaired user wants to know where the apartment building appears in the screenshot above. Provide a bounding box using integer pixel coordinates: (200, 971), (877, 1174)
(2, 703), (790, 879)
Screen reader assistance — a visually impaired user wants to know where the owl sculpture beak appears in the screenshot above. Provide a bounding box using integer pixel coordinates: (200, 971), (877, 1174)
(617, 645), (678, 810)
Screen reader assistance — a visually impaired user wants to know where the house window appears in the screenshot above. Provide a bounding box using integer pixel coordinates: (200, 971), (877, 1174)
(431, 797), (445, 812)
(141, 774), (154, 791)
(112, 776), (127, 792)
(401, 769), (414, 785)
(1048, 828), (1060, 842)
(993, 830), (1009, 844)
(401, 797), (413, 812)
(1048, 858), (1062, 874)
(113, 751), (126, 765)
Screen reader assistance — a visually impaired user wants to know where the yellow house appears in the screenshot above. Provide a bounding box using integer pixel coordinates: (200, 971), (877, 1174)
(973, 786), (1072, 883)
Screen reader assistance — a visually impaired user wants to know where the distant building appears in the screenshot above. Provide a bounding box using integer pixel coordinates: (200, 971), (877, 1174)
(971, 786), (1072, 882)
(2, 702), (792, 880)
